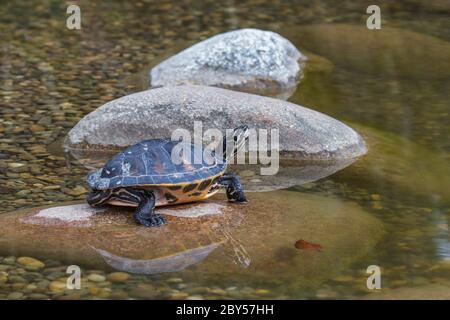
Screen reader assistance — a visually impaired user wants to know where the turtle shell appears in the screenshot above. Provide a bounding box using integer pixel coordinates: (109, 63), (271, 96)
(87, 139), (226, 190)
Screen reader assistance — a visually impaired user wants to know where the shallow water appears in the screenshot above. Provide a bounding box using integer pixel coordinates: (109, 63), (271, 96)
(0, 1), (449, 299)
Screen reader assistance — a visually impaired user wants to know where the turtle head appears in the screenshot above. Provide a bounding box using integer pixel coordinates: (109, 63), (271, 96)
(86, 188), (112, 206)
(223, 125), (249, 163)
(86, 169), (113, 206)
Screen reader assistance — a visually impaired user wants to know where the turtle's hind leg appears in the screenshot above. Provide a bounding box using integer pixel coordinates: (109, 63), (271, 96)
(219, 173), (247, 203)
(131, 189), (166, 227)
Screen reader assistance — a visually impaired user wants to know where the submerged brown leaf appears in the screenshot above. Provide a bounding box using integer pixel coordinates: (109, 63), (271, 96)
(295, 239), (323, 252)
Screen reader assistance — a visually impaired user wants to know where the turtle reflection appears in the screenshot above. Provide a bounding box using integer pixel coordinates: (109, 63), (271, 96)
(91, 202), (250, 274)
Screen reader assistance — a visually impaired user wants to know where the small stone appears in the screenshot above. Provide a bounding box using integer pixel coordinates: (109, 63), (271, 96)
(129, 284), (158, 299)
(98, 288), (112, 298)
(11, 283), (27, 290)
(46, 271), (66, 280)
(36, 279), (50, 288)
(65, 186), (87, 196)
(370, 194), (381, 201)
(167, 278), (183, 284)
(0, 265), (11, 271)
(87, 274), (106, 282)
(49, 280), (67, 293)
(7, 292), (24, 300)
(207, 288), (227, 295)
(30, 124), (45, 133)
(29, 293), (49, 300)
(17, 257), (45, 269)
(255, 289), (271, 295)
(109, 291), (129, 300)
(88, 286), (100, 296)
(8, 163), (28, 173)
(106, 272), (130, 283)
(371, 202), (383, 210)
(169, 292), (189, 300)
(8, 275), (27, 283)
(186, 295), (204, 300)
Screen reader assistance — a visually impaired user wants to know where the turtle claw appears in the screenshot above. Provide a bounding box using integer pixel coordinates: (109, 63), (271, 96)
(230, 191), (247, 203)
(136, 213), (166, 227)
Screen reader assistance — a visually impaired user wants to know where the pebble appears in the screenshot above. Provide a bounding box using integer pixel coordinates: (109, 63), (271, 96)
(88, 286), (100, 296)
(106, 272), (130, 283)
(186, 295), (204, 300)
(7, 292), (24, 300)
(46, 271), (66, 280)
(0, 271), (8, 283)
(207, 288), (227, 295)
(2, 256), (16, 265)
(0, 265), (11, 271)
(64, 185), (87, 196)
(49, 280), (67, 293)
(370, 194), (381, 201)
(87, 274), (106, 282)
(109, 291), (129, 300)
(169, 292), (189, 300)
(17, 257), (45, 269)
(129, 284), (159, 299)
(8, 275), (27, 283)
(255, 289), (271, 295)
(29, 293), (49, 300)
(167, 277), (183, 284)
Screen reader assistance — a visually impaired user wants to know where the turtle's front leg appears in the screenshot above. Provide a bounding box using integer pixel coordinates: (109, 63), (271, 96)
(132, 189), (166, 227)
(219, 173), (247, 203)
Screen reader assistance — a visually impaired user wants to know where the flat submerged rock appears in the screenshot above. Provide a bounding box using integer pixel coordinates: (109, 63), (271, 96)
(333, 123), (450, 205)
(0, 191), (384, 291)
(286, 24), (450, 79)
(65, 85), (366, 161)
(149, 28), (305, 97)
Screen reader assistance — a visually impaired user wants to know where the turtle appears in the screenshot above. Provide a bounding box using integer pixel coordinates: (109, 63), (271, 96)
(86, 126), (249, 227)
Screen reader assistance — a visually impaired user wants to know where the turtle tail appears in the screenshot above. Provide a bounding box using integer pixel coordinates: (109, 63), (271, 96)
(223, 125), (249, 163)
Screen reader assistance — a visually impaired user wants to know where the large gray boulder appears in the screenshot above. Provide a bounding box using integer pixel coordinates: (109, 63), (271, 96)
(149, 29), (305, 97)
(65, 85), (366, 161)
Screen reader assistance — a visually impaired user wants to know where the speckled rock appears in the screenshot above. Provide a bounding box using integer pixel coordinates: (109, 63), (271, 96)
(149, 29), (305, 97)
(65, 85), (366, 161)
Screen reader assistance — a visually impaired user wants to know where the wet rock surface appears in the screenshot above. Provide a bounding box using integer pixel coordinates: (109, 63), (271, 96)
(64, 85), (366, 160)
(149, 29), (305, 97)
(0, 191), (384, 293)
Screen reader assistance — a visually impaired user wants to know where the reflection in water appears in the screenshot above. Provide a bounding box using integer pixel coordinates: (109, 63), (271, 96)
(93, 243), (222, 274)
(92, 225), (251, 274)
